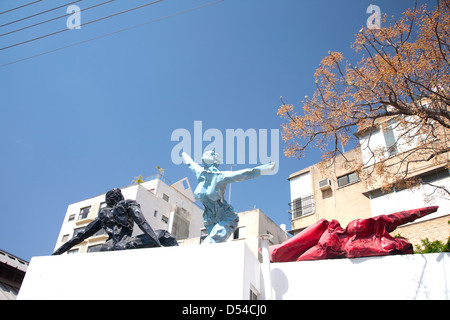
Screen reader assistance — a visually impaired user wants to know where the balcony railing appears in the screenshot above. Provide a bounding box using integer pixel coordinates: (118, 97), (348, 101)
(288, 195), (314, 219)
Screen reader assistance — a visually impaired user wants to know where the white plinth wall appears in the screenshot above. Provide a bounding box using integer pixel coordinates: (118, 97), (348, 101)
(270, 252), (450, 300)
(18, 241), (449, 300)
(18, 241), (261, 300)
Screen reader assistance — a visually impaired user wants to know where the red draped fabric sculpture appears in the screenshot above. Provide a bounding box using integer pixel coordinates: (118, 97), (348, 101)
(269, 206), (438, 262)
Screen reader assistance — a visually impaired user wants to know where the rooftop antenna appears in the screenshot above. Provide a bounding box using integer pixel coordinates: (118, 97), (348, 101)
(156, 165), (165, 177)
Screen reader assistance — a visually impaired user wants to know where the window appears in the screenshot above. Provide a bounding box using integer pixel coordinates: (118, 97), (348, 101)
(93, 228), (106, 237)
(368, 167), (449, 217)
(382, 123), (398, 157)
(87, 244), (102, 253)
(162, 194), (169, 202)
(73, 227), (85, 237)
(153, 210), (158, 217)
(290, 195), (314, 219)
(200, 228), (208, 244)
(161, 215), (169, 224)
(61, 234), (69, 243)
(337, 172), (359, 188)
(68, 214), (75, 221)
(78, 206), (91, 220)
(359, 119), (402, 166)
(67, 249), (78, 254)
(233, 226), (246, 240)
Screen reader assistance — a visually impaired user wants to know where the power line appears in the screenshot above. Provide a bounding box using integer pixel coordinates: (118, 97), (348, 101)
(0, 0), (115, 38)
(0, 0), (225, 69)
(0, 0), (163, 51)
(0, 0), (42, 15)
(0, 0), (82, 28)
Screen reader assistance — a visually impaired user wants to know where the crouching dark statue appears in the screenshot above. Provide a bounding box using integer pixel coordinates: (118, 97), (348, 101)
(53, 188), (178, 255)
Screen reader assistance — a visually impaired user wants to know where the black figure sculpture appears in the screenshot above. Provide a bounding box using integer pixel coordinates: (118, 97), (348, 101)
(53, 188), (178, 255)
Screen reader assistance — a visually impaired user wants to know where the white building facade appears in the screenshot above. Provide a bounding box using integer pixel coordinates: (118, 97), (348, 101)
(358, 116), (450, 223)
(54, 176), (204, 254)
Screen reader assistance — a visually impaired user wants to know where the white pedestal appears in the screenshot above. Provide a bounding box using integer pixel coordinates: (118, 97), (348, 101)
(270, 252), (450, 300)
(18, 241), (261, 300)
(18, 241), (449, 300)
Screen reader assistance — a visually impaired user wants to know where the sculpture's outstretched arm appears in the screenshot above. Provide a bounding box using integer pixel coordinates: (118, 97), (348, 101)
(222, 162), (275, 184)
(128, 201), (161, 247)
(181, 152), (203, 178)
(52, 218), (102, 255)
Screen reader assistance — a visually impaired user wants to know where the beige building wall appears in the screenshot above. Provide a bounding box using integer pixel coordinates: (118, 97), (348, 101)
(288, 145), (449, 247)
(238, 209), (290, 260)
(290, 148), (373, 233)
(179, 208), (290, 261)
(391, 216), (449, 249)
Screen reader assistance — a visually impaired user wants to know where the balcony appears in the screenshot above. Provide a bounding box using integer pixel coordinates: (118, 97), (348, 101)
(288, 195), (314, 219)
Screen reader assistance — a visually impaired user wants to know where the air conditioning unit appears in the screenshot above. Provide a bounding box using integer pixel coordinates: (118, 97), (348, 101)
(318, 179), (331, 191)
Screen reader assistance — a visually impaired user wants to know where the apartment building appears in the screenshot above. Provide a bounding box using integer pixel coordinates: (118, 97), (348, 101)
(54, 175), (204, 254)
(288, 115), (450, 247)
(179, 208), (290, 261)
(54, 174), (289, 260)
(0, 249), (28, 300)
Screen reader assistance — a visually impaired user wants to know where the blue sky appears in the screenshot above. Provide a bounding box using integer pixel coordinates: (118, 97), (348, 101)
(0, 0), (430, 261)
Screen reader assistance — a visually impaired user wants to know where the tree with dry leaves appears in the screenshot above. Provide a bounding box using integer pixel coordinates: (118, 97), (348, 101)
(278, 1), (450, 198)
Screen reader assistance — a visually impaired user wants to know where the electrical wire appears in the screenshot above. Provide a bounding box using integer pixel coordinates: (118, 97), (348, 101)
(0, 0), (225, 69)
(0, 0), (115, 38)
(0, 0), (42, 15)
(0, 0), (163, 51)
(0, 0), (82, 28)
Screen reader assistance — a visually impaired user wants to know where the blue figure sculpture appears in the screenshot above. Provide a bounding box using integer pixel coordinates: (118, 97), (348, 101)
(182, 151), (275, 244)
